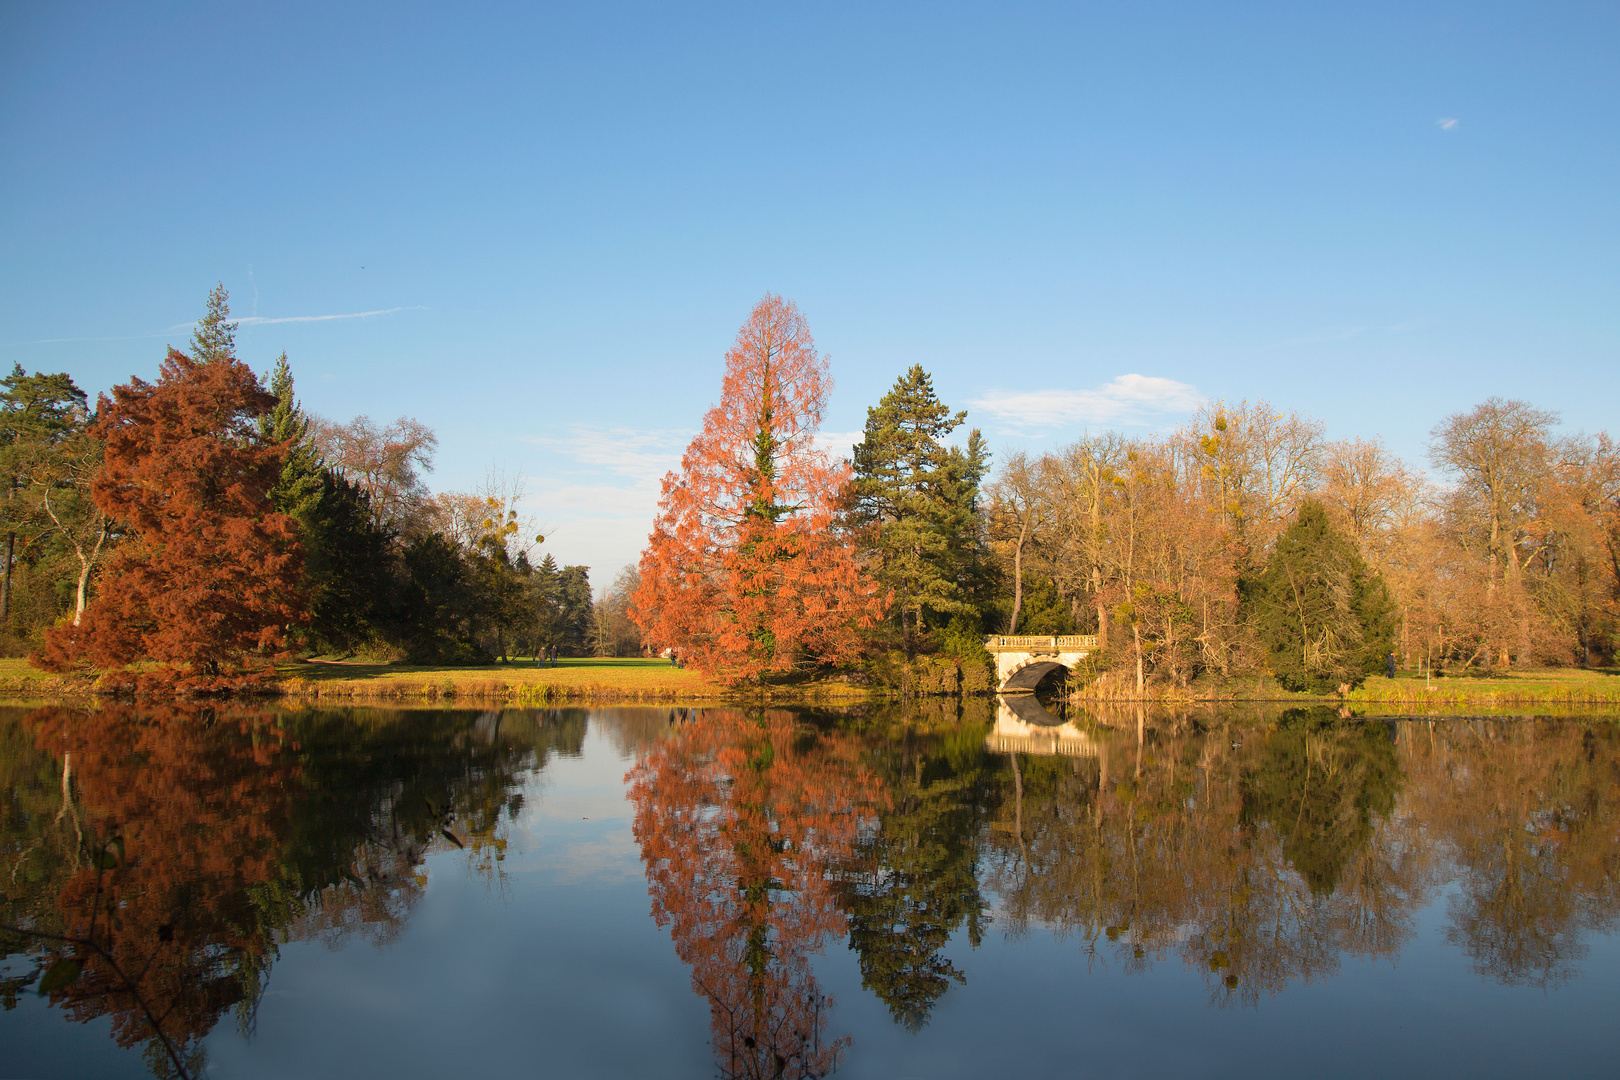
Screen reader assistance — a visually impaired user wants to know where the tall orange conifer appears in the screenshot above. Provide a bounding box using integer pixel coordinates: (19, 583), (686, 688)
(34, 347), (304, 690)
(631, 296), (883, 682)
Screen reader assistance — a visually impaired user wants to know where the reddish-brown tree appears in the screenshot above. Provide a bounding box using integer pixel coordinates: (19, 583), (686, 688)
(631, 296), (884, 683)
(34, 348), (303, 690)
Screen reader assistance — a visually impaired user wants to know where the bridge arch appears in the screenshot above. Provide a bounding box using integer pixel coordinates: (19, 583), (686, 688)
(984, 635), (1099, 693)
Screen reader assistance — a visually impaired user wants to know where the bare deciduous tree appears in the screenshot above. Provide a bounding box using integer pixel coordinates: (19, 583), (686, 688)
(311, 415), (439, 533)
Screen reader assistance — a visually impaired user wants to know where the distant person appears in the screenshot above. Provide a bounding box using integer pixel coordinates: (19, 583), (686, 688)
(1386, 652), (1397, 679)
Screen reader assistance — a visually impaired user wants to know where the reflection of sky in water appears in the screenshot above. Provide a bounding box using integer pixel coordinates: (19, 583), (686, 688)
(3, 707), (1618, 1079)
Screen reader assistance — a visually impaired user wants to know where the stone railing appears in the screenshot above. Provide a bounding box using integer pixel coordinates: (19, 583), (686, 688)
(983, 635), (1100, 651)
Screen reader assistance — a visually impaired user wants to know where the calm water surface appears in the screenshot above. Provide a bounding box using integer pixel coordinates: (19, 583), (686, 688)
(2, 700), (1617, 1079)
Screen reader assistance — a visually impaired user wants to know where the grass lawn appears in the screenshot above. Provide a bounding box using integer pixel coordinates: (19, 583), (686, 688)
(275, 655), (877, 703)
(280, 655), (719, 698)
(1346, 666), (1620, 707)
(3, 652), (1616, 709)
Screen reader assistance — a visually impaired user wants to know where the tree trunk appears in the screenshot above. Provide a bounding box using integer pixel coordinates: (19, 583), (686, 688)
(1133, 622), (1144, 695)
(70, 522), (108, 627)
(73, 560), (92, 625)
(1008, 522), (1026, 634)
(0, 530), (12, 623)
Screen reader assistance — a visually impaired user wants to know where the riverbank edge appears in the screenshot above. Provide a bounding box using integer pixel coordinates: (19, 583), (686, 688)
(2, 671), (1618, 713)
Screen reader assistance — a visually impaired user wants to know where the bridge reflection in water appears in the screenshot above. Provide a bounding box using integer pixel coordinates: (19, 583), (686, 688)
(985, 695), (1100, 758)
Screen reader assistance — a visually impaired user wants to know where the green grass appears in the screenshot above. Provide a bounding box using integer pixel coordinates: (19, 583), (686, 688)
(3, 652), (1617, 709)
(1074, 664), (1620, 709)
(1345, 666), (1620, 707)
(0, 656), (98, 698)
(275, 656), (877, 703)
(275, 656), (717, 702)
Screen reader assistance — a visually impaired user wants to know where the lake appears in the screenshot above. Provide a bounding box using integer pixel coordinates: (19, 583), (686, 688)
(2, 700), (1617, 1079)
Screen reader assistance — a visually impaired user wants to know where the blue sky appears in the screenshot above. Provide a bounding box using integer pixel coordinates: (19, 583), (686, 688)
(2, 2), (1615, 578)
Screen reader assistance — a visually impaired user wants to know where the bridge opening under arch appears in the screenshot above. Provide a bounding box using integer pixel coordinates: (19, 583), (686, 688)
(1000, 660), (1070, 693)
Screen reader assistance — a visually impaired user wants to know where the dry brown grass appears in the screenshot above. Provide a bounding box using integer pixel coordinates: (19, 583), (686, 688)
(274, 657), (720, 703)
(274, 657), (878, 704)
(1071, 665), (1620, 711)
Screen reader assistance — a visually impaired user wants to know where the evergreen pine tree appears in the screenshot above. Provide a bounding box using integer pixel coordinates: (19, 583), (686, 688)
(850, 365), (988, 655)
(0, 366), (89, 622)
(190, 282), (237, 363)
(259, 353), (323, 521)
(936, 427), (994, 619)
(1244, 501), (1397, 692)
(301, 471), (393, 655)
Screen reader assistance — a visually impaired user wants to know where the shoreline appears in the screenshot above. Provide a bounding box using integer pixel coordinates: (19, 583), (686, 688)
(0, 658), (1614, 712)
(1, 683), (1617, 716)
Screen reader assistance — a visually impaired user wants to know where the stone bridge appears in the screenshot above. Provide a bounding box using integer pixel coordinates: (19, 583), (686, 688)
(984, 634), (1099, 692)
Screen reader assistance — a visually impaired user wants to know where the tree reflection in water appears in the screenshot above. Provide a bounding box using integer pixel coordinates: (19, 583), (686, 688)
(4, 701), (1619, 1078)
(982, 705), (1620, 1002)
(1407, 719), (1620, 987)
(0, 704), (577, 1078)
(834, 707), (994, 1031)
(629, 708), (884, 1079)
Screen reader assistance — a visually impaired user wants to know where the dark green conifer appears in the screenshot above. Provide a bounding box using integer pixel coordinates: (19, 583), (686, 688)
(259, 353), (323, 522)
(0, 366), (90, 622)
(850, 365), (989, 655)
(1244, 501), (1397, 692)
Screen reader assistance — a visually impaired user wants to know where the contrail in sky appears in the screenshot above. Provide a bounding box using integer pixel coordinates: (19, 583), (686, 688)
(5, 306), (424, 347)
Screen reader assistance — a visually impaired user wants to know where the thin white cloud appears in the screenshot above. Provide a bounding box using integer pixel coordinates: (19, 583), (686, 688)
(9, 306), (424, 348)
(524, 425), (688, 480)
(1437, 117), (1459, 131)
(971, 374), (1204, 429)
(173, 306), (425, 329)
(527, 480), (660, 520)
(812, 430), (864, 458)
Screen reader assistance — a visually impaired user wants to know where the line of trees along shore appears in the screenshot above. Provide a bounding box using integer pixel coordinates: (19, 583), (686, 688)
(4, 287), (596, 690)
(635, 296), (1619, 689)
(2, 288), (1615, 690)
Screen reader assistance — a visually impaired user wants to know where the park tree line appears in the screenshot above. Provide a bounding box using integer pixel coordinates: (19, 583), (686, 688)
(636, 295), (1619, 690)
(3, 287), (1614, 691)
(3, 287), (596, 688)
(979, 397), (1620, 691)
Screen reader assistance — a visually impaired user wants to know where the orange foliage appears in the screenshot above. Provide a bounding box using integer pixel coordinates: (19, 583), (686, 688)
(631, 296), (884, 683)
(628, 709), (886, 1078)
(35, 349), (304, 691)
(26, 704), (299, 1068)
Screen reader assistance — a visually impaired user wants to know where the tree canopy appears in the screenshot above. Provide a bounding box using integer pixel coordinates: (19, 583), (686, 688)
(632, 295), (884, 682)
(34, 313), (304, 690)
(850, 365), (989, 656)
(1244, 501), (1397, 693)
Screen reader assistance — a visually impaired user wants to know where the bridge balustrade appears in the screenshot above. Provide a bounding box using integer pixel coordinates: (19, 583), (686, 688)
(984, 634), (1099, 651)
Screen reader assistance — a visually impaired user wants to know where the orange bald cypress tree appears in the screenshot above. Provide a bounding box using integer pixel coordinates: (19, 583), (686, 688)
(630, 296), (884, 683)
(34, 347), (304, 691)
